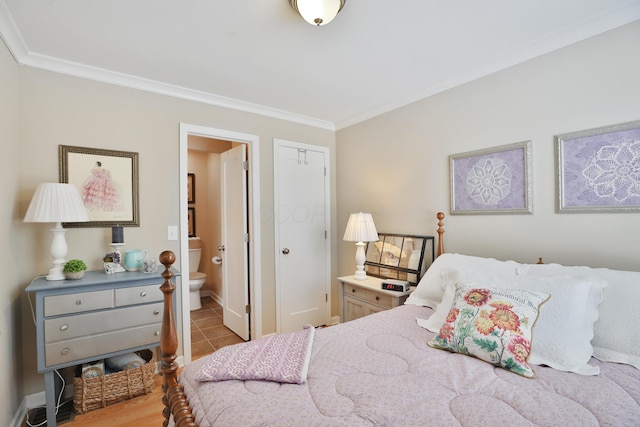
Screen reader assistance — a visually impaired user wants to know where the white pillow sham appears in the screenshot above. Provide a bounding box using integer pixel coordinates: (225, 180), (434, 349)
(419, 271), (607, 375)
(405, 253), (522, 309)
(522, 263), (640, 370)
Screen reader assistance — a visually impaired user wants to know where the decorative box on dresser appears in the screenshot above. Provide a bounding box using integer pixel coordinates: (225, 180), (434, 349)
(25, 270), (178, 427)
(338, 275), (413, 322)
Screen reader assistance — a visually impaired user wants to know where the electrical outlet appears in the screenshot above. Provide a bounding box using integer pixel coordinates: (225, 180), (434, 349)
(167, 225), (178, 240)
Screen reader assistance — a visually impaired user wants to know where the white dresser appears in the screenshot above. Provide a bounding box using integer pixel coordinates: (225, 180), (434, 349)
(26, 270), (177, 427)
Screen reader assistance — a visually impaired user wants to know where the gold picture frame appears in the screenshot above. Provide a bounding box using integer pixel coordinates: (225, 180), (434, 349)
(59, 145), (140, 227)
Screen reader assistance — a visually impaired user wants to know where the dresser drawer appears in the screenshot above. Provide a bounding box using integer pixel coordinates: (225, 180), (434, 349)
(115, 284), (163, 306)
(45, 323), (161, 367)
(44, 290), (114, 317)
(44, 302), (164, 342)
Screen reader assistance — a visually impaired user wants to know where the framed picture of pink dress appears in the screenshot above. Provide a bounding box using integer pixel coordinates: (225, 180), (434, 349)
(59, 145), (139, 227)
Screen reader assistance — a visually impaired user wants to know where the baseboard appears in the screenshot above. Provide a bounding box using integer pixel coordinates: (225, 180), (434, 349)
(330, 315), (340, 325)
(12, 391), (45, 427)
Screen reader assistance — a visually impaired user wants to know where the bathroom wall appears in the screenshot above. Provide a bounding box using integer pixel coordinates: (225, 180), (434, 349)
(188, 149), (219, 297)
(188, 136), (233, 300)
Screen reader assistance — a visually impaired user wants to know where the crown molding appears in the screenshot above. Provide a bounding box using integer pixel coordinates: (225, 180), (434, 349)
(334, 6), (640, 130)
(0, 2), (335, 131)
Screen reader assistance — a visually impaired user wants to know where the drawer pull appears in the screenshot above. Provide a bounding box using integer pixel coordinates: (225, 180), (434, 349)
(153, 310), (160, 315)
(61, 348), (70, 355)
(376, 296), (380, 301)
(352, 288), (356, 293)
(154, 331), (160, 336)
(140, 292), (147, 297)
(75, 299), (83, 305)
(59, 324), (68, 331)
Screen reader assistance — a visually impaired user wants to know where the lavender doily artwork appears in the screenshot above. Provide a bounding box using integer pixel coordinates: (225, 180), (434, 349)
(561, 127), (640, 208)
(453, 147), (526, 211)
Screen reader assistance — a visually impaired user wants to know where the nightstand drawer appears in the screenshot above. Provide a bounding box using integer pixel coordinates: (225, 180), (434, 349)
(45, 323), (161, 367)
(44, 302), (163, 342)
(344, 284), (393, 308)
(345, 285), (372, 301)
(363, 291), (393, 309)
(44, 290), (114, 317)
(115, 284), (163, 306)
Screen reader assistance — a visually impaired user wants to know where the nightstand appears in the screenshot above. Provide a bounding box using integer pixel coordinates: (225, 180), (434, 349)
(337, 275), (413, 322)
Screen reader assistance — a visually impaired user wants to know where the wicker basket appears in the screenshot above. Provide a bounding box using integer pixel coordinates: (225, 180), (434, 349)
(73, 349), (155, 414)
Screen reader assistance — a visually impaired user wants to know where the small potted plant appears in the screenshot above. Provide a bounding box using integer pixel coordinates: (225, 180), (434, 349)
(63, 259), (87, 280)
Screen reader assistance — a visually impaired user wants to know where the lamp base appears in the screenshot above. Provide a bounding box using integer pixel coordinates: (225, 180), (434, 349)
(354, 270), (367, 280)
(353, 241), (367, 280)
(46, 223), (68, 281)
(46, 264), (66, 281)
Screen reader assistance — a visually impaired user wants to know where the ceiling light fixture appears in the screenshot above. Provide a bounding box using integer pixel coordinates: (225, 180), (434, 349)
(290, 0), (346, 26)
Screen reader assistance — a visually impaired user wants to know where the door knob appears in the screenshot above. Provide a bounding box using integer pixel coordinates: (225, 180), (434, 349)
(282, 248), (290, 254)
(218, 245), (225, 251)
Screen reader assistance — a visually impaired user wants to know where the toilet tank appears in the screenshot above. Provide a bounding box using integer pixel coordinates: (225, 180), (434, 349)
(188, 238), (203, 272)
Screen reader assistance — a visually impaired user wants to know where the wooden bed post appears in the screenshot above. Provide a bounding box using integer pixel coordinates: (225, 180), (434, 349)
(436, 212), (445, 257)
(159, 251), (197, 427)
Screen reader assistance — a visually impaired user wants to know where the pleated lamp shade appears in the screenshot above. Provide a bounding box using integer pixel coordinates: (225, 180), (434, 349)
(24, 183), (89, 280)
(343, 212), (378, 242)
(24, 183), (89, 223)
(343, 212), (377, 280)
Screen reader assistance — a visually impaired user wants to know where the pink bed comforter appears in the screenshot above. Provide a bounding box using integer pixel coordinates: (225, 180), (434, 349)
(178, 305), (640, 426)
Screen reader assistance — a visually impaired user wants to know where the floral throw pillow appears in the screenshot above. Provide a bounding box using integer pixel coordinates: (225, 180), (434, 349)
(427, 284), (549, 378)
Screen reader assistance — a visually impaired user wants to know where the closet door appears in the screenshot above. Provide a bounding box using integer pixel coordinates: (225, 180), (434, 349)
(274, 139), (331, 333)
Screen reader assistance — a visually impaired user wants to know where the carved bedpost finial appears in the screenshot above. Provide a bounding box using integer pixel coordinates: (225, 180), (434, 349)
(537, 257), (544, 264)
(160, 250), (176, 269)
(436, 212), (445, 257)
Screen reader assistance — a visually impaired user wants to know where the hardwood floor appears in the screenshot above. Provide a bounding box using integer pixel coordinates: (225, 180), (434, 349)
(32, 296), (242, 427)
(61, 374), (166, 427)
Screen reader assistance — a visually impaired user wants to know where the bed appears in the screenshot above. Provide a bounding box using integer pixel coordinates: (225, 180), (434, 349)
(157, 213), (640, 426)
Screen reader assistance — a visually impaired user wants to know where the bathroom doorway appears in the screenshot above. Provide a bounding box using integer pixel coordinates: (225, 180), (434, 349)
(179, 123), (262, 363)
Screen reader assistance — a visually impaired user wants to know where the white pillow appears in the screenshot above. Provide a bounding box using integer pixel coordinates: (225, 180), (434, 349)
(523, 263), (640, 370)
(419, 271), (607, 375)
(405, 253), (522, 309)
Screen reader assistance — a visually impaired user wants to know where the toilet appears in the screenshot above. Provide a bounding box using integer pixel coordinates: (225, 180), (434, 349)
(188, 237), (207, 311)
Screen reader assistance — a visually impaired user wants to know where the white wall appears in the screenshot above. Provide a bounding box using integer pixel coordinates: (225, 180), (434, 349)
(336, 21), (640, 275)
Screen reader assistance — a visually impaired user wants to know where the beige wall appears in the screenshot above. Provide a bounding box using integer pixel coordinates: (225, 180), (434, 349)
(6, 16), (639, 427)
(1, 38), (22, 425)
(8, 51), (335, 410)
(336, 21), (640, 276)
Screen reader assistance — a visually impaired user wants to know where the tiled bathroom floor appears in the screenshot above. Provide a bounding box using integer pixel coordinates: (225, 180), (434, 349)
(190, 296), (245, 360)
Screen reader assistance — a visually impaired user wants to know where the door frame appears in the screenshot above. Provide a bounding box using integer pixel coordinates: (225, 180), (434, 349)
(179, 123), (262, 363)
(273, 138), (331, 332)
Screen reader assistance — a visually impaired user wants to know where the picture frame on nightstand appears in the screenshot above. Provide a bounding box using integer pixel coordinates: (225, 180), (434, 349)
(364, 233), (434, 285)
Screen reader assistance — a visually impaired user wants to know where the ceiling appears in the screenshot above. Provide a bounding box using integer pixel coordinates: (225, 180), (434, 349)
(1, 1), (639, 130)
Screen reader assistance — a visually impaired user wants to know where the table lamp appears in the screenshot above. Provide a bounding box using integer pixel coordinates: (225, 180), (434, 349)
(343, 212), (379, 280)
(24, 183), (89, 280)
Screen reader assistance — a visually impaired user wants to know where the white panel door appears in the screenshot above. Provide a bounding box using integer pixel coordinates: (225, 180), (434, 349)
(221, 144), (250, 340)
(274, 140), (330, 333)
